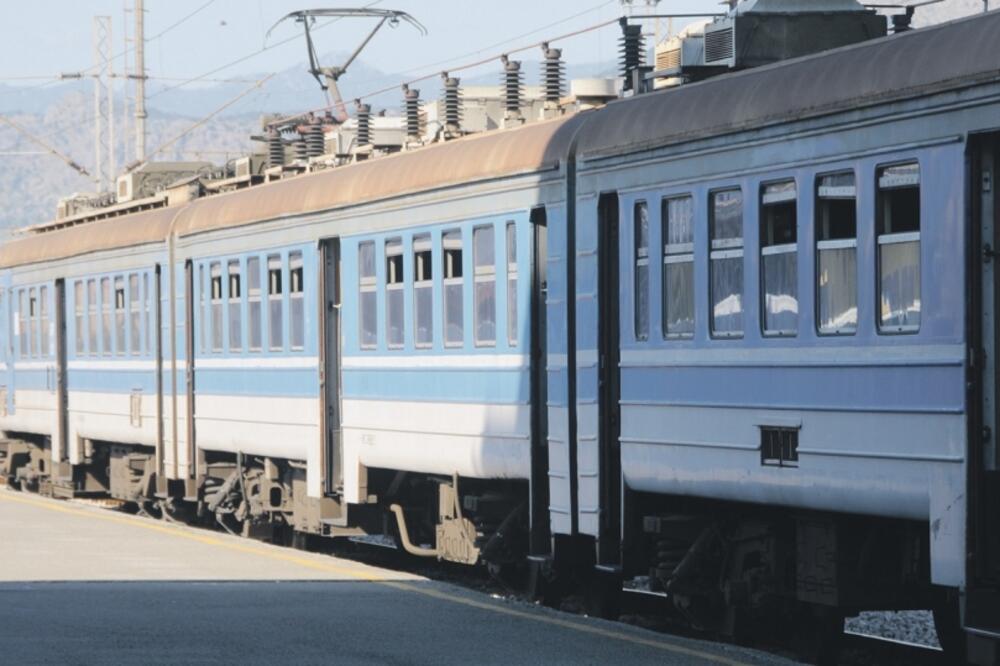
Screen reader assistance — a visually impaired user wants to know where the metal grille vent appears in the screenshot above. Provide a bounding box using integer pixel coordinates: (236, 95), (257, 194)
(656, 48), (681, 71)
(760, 426), (799, 468)
(704, 27), (735, 63)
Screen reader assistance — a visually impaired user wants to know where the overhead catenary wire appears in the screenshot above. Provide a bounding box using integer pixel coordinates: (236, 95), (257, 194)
(0, 113), (90, 178)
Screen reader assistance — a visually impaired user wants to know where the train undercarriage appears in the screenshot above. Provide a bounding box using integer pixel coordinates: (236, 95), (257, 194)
(0, 435), (983, 664)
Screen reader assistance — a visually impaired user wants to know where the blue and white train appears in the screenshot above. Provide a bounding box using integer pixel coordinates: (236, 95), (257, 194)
(1, 7), (999, 663)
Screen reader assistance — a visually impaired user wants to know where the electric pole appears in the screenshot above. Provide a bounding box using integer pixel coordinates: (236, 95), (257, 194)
(92, 16), (115, 192)
(134, 0), (147, 162)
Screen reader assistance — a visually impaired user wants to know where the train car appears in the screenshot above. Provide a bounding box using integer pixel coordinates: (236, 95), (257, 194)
(543, 10), (1000, 661)
(0, 4), (998, 663)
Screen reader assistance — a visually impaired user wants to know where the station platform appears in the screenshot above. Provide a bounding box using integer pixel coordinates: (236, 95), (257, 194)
(0, 488), (799, 665)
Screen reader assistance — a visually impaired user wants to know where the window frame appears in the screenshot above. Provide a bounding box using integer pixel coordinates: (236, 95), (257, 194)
(358, 241), (378, 351)
(267, 254), (284, 352)
(506, 222), (518, 347)
(227, 259), (242, 353)
(875, 161), (922, 335)
(473, 225), (497, 348)
(247, 256), (263, 352)
(289, 251), (305, 352)
(633, 201), (650, 342)
(759, 179), (799, 338)
(661, 194), (695, 340)
(442, 229), (465, 349)
(709, 187), (745, 339)
(413, 234), (434, 349)
(385, 238), (405, 350)
(815, 170), (859, 337)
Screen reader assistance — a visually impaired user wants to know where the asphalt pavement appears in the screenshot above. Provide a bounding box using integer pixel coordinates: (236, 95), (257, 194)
(0, 488), (800, 666)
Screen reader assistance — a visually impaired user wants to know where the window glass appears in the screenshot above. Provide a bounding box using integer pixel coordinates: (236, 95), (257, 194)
(129, 274), (141, 355)
(144, 273), (152, 355)
(413, 235), (433, 348)
(227, 260), (242, 352)
(39, 286), (49, 358)
(877, 162), (921, 333)
(634, 202), (649, 341)
(18, 290), (27, 358)
(28, 288), (37, 358)
(87, 280), (98, 357)
(710, 189), (744, 337)
(385, 240), (404, 349)
(359, 242), (377, 349)
(267, 255), (283, 350)
(443, 230), (464, 347)
(210, 263), (223, 352)
(198, 264), (206, 354)
(816, 172), (858, 335)
(506, 222), (518, 347)
(247, 257), (262, 351)
(289, 252), (304, 350)
(474, 226), (496, 346)
(75, 281), (85, 355)
(663, 196), (694, 338)
(101, 278), (112, 356)
(114, 278), (126, 355)
(761, 181), (798, 336)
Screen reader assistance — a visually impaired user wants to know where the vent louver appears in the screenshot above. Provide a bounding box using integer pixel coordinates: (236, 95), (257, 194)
(704, 27), (735, 64)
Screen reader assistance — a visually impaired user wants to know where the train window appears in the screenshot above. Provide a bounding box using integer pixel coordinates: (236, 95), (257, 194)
(101, 278), (112, 356)
(816, 172), (858, 335)
(359, 242), (377, 350)
(506, 222), (518, 347)
(634, 201), (650, 341)
(227, 260), (242, 352)
(474, 226), (496, 347)
(443, 230), (464, 348)
(267, 255), (283, 351)
(289, 252), (304, 351)
(760, 181), (798, 337)
(385, 239), (404, 350)
(17, 291), (26, 358)
(413, 234), (433, 348)
(198, 265), (206, 354)
(28, 288), (37, 358)
(662, 196), (694, 339)
(114, 277), (126, 356)
(710, 189), (744, 338)
(74, 281), (85, 355)
(143, 273), (151, 355)
(210, 263), (223, 353)
(39, 286), (49, 358)
(87, 280), (98, 357)
(247, 257), (262, 352)
(877, 163), (921, 333)
(128, 275), (141, 355)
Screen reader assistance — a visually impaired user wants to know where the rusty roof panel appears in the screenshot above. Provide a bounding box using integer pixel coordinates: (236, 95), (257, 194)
(0, 206), (178, 269)
(172, 114), (584, 238)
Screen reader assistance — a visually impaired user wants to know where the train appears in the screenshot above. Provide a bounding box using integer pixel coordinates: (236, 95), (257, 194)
(1, 3), (999, 663)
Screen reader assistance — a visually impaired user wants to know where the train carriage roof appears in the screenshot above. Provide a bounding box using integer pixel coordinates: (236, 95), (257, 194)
(0, 206), (178, 270)
(2, 10), (999, 269)
(575, 10), (1000, 159)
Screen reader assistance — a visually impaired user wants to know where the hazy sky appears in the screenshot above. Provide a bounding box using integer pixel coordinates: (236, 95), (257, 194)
(0, 1), (724, 85)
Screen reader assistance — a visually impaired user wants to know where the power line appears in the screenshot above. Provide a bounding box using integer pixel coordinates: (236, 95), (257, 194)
(0, 113), (91, 178)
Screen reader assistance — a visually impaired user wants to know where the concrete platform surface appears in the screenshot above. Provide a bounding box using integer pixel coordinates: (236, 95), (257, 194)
(0, 488), (801, 666)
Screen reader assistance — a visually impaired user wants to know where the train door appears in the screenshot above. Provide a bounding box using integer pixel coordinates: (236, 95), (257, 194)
(596, 192), (622, 569)
(184, 260), (197, 492)
(319, 238), (343, 494)
(970, 132), (1000, 655)
(529, 207), (550, 555)
(53, 279), (68, 471)
(154, 265), (164, 483)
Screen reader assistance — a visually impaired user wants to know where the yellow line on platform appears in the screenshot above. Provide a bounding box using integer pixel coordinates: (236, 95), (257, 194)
(0, 490), (755, 666)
